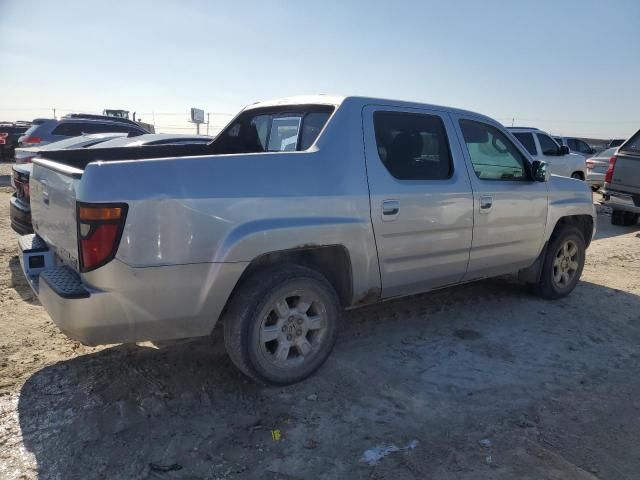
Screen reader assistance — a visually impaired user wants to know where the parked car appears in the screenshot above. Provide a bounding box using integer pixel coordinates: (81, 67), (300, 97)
(608, 139), (625, 148)
(0, 121), (31, 161)
(509, 127), (586, 179)
(9, 134), (209, 235)
(19, 95), (595, 385)
(553, 136), (596, 158)
(601, 129), (640, 226)
(17, 113), (148, 148)
(10, 133), (129, 235)
(585, 147), (617, 192)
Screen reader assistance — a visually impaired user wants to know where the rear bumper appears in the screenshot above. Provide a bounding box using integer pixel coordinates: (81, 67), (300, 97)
(586, 172), (604, 187)
(600, 190), (640, 214)
(19, 234), (247, 345)
(10, 195), (33, 235)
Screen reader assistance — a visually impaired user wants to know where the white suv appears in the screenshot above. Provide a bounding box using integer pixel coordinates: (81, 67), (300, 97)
(509, 127), (586, 179)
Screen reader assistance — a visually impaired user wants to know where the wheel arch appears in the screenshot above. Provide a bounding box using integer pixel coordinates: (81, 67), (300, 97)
(549, 214), (594, 248)
(228, 245), (354, 309)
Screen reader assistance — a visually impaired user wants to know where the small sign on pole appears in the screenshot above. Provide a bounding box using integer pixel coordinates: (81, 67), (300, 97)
(190, 108), (205, 134)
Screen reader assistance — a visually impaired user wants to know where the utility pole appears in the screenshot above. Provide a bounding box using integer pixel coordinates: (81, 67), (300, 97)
(511, 117), (514, 127)
(206, 113), (210, 136)
(53, 108), (57, 119)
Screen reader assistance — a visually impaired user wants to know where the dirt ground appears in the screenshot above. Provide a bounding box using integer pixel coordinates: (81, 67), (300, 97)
(1, 160), (639, 479)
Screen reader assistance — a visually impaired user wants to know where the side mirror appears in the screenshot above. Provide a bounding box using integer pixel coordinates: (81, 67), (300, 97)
(531, 160), (550, 182)
(560, 145), (570, 155)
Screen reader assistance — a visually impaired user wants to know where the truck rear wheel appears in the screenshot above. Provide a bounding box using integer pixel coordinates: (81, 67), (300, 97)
(532, 225), (585, 299)
(222, 265), (340, 385)
(611, 210), (639, 226)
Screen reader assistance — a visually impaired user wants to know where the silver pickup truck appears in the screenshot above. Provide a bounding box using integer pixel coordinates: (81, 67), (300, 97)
(19, 95), (595, 385)
(601, 129), (640, 226)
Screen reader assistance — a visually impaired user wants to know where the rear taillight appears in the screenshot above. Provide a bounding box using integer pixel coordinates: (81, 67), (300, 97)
(604, 155), (617, 184)
(77, 203), (128, 272)
(23, 136), (41, 144)
(0, 132), (8, 137)
(0, 132), (7, 144)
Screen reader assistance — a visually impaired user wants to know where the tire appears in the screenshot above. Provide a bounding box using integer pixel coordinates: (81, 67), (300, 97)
(532, 225), (585, 300)
(571, 172), (584, 180)
(611, 210), (639, 226)
(222, 264), (341, 385)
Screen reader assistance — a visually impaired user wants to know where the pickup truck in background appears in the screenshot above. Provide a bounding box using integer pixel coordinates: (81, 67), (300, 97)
(19, 95), (595, 385)
(602, 129), (640, 226)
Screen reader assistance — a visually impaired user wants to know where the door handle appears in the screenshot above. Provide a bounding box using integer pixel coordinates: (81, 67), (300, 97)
(382, 200), (400, 220)
(479, 195), (492, 213)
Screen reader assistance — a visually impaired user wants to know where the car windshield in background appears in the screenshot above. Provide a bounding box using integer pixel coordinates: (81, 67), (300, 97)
(620, 131), (640, 154)
(209, 106), (334, 154)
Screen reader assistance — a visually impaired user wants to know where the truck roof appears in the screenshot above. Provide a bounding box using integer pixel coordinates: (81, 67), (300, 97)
(244, 95), (497, 124)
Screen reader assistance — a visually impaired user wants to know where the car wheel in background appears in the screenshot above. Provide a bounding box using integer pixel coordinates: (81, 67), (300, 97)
(223, 264), (341, 385)
(532, 225), (585, 300)
(571, 172), (584, 180)
(611, 210), (639, 226)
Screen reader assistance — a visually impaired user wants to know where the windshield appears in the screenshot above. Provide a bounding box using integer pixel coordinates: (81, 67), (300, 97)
(209, 106), (334, 154)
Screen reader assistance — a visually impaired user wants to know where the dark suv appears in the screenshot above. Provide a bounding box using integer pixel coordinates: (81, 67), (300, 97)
(17, 114), (148, 148)
(0, 121), (32, 160)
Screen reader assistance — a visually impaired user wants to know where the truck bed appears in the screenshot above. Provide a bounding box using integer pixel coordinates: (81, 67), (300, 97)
(39, 143), (214, 170)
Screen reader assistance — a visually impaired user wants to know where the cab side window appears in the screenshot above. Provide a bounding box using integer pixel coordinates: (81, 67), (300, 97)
(537, 134), (560, 156)
(373, 112), (452, 180)
(459, 120), (527, 181)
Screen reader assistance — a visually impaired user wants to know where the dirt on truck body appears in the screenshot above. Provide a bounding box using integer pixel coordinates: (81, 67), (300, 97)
(1, 161), (640, 479)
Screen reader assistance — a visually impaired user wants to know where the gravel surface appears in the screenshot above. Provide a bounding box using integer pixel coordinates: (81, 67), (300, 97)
(1, 159), (639, 479)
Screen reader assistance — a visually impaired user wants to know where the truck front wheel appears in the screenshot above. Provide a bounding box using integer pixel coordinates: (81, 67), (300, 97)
(223, 264), (341, 385)
(532, 225), (585, 299)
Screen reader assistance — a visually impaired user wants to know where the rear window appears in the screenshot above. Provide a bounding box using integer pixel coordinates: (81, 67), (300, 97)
(620, 131), (640, 154)
(22, 124), (42, 137)
(210, 106), (333, 154)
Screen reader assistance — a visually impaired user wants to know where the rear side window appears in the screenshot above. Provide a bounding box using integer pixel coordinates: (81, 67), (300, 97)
(460, 120), (527, 181)
(52, 122), (86, 136)
(53, 122), (141, 136)
(512, 132), (537, 155)
(210, 106), (333, 154)
(373, 112), (452, 180)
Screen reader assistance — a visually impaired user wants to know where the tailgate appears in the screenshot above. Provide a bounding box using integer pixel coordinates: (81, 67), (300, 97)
(30, 158), (83, 271)
(610, 152), (640, 195)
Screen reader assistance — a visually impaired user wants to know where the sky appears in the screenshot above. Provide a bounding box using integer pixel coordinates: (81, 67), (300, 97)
(0, 0), (638, 138)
